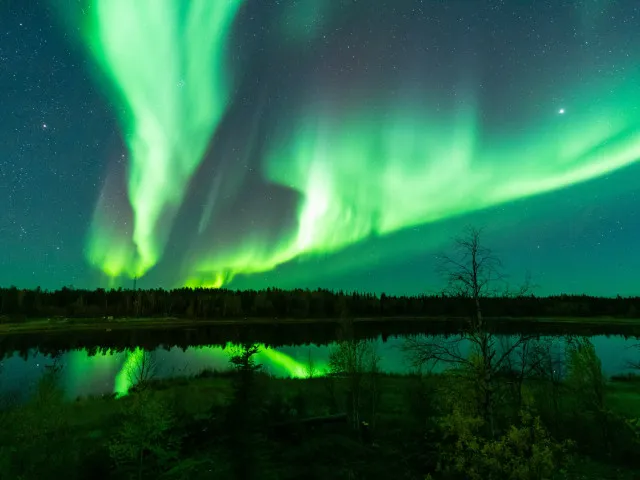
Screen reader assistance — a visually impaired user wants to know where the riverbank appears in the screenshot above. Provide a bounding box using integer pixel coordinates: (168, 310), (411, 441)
(2, 314), (640, 335)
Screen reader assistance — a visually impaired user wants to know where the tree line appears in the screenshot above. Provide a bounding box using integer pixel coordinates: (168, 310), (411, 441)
(0, 285), (638, 321)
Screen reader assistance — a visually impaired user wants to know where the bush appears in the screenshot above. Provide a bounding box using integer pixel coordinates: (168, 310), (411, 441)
(434, 408), (572, 480)
(109, 390), (181, 478)
(0, 364), (80, 479)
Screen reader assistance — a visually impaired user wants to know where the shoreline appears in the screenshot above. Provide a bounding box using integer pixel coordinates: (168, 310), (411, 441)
(1, 315), (640, 335)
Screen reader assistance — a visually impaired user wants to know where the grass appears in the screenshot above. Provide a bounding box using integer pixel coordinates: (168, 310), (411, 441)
(0, 315), (353, 335)
(2, 314), (640, 335)
(3, 368), (640, 479)
(62, 370), (640, 435)
(610, 372), (640, 382)
(607, 381), (640, 418)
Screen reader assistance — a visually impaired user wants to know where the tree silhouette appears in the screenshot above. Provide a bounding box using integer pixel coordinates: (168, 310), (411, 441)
(404, 226), (537, 436)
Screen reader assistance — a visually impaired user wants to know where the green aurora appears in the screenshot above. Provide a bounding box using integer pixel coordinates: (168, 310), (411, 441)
(64, 1), (640, 289)
(185, 77), (640, 287)
(76, 0), (243, 279)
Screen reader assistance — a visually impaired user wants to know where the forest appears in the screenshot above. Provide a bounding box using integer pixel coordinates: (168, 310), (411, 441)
(1, 285), (639, 322)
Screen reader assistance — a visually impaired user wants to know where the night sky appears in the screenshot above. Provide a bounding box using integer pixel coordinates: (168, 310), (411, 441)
(1, 0), (639, 296)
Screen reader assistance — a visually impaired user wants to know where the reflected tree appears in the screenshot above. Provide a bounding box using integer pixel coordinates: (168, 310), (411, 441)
(126, 350), (158, 391)
(226, 343), (265, 480)
(304, 348), (319, 379)
(329, 319), (381, 433)
(566, 337), (612, 453)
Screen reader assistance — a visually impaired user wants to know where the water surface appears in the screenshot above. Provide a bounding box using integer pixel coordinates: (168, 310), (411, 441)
(1, 334), (638, 400)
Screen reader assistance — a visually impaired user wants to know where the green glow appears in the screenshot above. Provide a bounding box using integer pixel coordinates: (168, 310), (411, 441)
(268, 97), (640, 257)
(114, 347), (145, 398)
(85, 187), (140, 279)
(58, 0), (639, 288)
(113, 344), (323, 398)
(64, 348), (121, 396)
(258, 347), (317, 378)
(185, 75), (640, 286)
(80, 0), (243, 278)
(184, 234), (300, 288)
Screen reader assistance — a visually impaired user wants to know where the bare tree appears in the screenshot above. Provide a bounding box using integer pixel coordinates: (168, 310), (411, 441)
(126, 349), (158, 391)
(404, 226), (535, 437)
(566, 337), (612, 451)
(329, 338), (377, 430)
(437, 226), (503, 324)
(625, 342), (640, 371)
(368, 347), (381, 433)
(304, 348), (320, 379)
(329, 318), (381, 432)
(497, 335), (549, 411)
(530, 338), (566, 420)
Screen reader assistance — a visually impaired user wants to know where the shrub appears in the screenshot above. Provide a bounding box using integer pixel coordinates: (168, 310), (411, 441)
(435, 408), (572, 480)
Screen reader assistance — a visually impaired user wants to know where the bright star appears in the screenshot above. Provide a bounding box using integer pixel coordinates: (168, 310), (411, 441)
(558, 108), (565, 114)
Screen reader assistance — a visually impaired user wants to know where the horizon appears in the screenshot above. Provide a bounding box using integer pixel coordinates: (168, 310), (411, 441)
(1, 284), (638, 301)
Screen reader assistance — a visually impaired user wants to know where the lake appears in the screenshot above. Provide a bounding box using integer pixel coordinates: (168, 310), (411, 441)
(1, 333), (638, 400)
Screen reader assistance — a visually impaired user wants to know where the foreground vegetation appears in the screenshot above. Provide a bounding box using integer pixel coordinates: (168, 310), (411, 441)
(1, 336), (640, 480)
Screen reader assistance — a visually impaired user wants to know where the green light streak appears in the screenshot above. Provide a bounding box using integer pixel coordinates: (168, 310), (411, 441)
(268, 98), (640, 257)
(184, 235), (300, 288)
(79, 0), (243, 279)
(114, 347), (145, 398)
(186, 76), (640, 286)
(113, 344), (323, 398)
(85, 185), (140, 279)
(258, 347), (317, 378)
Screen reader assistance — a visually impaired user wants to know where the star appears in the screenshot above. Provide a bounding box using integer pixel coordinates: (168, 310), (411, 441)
(558, 108), (565, 115)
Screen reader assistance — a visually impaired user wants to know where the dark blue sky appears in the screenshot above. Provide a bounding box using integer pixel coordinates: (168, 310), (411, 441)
(1, 1), (639, 296)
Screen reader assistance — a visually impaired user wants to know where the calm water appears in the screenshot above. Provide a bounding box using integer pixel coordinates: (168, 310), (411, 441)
(1, 334), (638, 400)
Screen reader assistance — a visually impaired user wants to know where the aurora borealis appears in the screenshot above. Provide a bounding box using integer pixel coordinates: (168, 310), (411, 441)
(80, 0), (243, 279)
(2, 1), (640, 295)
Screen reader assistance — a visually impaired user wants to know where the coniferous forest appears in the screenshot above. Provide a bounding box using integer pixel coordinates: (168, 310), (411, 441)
(1, 285), (639, 321)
